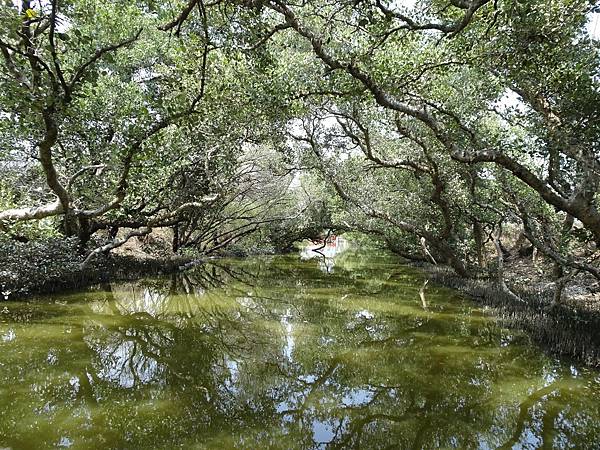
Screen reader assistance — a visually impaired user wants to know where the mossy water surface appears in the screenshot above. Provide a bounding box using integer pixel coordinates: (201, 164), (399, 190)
(1, 250), (599, 449)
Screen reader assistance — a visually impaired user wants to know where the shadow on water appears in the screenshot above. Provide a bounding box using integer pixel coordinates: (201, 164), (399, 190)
(0, 249), (599, 449)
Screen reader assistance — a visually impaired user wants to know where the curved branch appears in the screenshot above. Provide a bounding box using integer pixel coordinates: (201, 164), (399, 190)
(70, 28), (142, 88)
(81, 227), (151, 267)
(374, 0), (491, 38)
(0, 200), (64, 223)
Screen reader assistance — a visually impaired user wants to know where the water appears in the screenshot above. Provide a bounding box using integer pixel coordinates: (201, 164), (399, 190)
(0, 249), (599, 449)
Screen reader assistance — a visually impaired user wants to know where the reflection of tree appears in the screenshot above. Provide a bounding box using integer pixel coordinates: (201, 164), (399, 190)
(0, 251), (599, 448)
(85, 257), (600, 448)
(497, 380), (584, 450)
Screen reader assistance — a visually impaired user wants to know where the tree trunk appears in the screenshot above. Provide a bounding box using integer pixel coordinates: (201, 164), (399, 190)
(172, 224), (180, 253)
(473, 220), (485, 268)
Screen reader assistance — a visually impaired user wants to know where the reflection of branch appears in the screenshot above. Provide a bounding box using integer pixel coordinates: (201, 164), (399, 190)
(419, 279), (429, 309)
(273, 359), (340, 417)
(312, 228), (331, 252)
(498, 383), (561, 450)
(331, 411), (414, 449)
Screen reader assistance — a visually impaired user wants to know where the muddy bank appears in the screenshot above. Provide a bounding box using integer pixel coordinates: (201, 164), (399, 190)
(418, 263), (600, 368)
(1, 255), (193, 301)
(0, 237), (193, 300)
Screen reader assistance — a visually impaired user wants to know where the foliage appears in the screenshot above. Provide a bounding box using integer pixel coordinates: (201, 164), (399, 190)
(1, 0), (599, 300)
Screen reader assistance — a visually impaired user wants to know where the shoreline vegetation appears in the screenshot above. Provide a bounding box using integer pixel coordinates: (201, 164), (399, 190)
(0, 237), (193, 301)
(419, 263), (600, 368)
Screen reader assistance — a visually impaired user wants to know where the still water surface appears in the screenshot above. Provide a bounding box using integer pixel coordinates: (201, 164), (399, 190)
(1, 249), (599, 449)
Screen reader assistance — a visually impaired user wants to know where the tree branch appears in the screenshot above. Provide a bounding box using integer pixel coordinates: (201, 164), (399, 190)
(69, 28), (143, 88)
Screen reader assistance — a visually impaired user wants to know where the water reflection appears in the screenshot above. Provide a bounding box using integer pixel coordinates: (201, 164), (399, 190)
(300, 236), (350, 273)
(0, 251), (599, 449)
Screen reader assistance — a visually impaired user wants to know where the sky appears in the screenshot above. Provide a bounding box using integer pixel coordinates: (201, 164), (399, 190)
(588, 11), (600, 40)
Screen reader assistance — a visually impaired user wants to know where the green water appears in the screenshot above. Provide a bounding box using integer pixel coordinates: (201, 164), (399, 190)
(0, 250), (599, 449)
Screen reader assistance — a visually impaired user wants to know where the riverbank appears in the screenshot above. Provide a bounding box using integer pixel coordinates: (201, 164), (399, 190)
(418, 261), (600, 368)
(0, 237), (193, 300)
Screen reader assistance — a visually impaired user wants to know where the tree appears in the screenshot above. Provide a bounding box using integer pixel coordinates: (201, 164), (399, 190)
(0, 0), (297, 260)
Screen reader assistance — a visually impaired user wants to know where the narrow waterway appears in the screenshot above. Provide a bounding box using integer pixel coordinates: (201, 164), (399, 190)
(1, 248), (599, 449)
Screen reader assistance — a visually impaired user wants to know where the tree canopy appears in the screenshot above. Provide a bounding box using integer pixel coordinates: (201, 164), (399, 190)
(1, 0), (599, 300)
